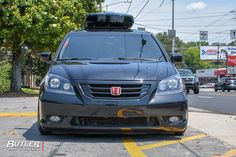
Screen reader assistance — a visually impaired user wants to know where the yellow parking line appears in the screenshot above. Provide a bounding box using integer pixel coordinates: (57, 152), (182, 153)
(121, 128), (132, 131)
(139, 133), (207, 150)
(123, 134), (207, 157)
(123, 138), (148, 157)
(213, 149), (236, 157)
(0, 112), (37, 117)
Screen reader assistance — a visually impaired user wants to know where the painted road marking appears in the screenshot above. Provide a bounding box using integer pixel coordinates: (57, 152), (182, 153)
(117, 108), (146, 118)
(0, 112), (37, 117)
(213, 149), (236, 157)
(123, 134), (207, 157)
(139, 133), (207, 150)
(198, 96), (213, 99)
(200, 93), (236, 97)
(123, 138), (148, 157)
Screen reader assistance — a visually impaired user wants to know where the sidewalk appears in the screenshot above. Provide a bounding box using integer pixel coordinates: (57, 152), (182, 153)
(188, 107), (236, 146)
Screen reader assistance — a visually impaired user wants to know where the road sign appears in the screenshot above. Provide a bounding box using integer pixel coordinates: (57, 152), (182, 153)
(200, 31), (208, 41)
(168, 30), (176, 38)
(230, 30), (236, 40)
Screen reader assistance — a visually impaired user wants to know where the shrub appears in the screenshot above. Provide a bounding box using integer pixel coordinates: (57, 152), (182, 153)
(0, 63), (11, 94)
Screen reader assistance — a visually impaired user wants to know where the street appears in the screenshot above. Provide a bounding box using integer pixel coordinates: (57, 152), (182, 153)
(0, 89), (236, 157)
(188, 89), (236, 114)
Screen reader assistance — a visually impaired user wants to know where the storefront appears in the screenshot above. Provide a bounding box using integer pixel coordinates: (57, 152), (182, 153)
(196, 69), (217, 84)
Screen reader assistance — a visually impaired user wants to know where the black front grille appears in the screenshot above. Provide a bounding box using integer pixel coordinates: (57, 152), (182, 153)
(84, 84), (150, 99)
(70, 117), (159, 127)
(182, 78), (193, 82)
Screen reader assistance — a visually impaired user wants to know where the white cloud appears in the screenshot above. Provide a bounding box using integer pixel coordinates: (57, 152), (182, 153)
(186, 1), (207, 11)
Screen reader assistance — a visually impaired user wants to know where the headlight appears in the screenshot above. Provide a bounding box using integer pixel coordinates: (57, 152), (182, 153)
(156, 74), (183, 96)
(45, 73), (75, 95)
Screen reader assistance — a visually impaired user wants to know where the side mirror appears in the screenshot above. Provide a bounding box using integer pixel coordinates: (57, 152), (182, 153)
(171, 53), (182, 62)
(40, 52), (51, 62)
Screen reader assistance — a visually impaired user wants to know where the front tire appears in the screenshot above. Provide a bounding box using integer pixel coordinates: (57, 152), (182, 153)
(194, 87), (199, 94)
(186, 89), (190, 94)
(175, 129), (186, 136)
(37, 104), (52, 135)
(38, 124), (52, 135)
(222, 87), (225, 92)
(175, 132), (185, 136)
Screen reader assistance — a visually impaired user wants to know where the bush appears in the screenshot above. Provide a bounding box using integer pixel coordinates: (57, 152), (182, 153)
(0, 63), (11, 94)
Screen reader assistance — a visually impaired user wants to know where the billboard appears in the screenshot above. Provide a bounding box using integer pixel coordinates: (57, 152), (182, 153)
(227, 55), (236, 66)
(227, 67), (236, 74)
(200, 46), (236, 60)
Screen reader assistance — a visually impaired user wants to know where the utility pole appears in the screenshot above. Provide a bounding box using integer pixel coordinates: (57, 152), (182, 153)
(171, 0), (175, 54)
(217, 42), (220, 81)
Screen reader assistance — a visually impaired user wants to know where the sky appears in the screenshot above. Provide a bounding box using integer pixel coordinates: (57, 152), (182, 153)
(103, 0), (236, 44)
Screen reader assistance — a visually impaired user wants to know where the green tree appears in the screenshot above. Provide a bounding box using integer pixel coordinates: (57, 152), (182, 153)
(228, 40), (236, 46)
(155, 32), (186, 55)
(0, 0), (99, 92)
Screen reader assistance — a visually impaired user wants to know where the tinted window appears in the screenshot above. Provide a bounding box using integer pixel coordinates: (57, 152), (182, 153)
(58, 32), (164, 60)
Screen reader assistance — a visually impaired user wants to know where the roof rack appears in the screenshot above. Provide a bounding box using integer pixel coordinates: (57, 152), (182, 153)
(85, 12), (134, 30)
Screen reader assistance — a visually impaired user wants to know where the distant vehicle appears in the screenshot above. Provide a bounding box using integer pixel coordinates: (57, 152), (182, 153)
(221, 78), (236, 92)
(214, 77), (226, 91)
(201, 83), (215, 88)
(178, 69), (199, 94)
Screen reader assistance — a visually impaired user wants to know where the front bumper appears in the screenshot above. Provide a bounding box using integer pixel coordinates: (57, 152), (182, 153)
(184, 82), (197, 89)
(223, 85), (236, 90)
(38, 91), (188, 134)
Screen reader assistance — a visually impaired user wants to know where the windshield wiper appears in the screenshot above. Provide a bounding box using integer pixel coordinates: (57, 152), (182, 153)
(58, 58), (92, 61)
(114, 57), (160, 62)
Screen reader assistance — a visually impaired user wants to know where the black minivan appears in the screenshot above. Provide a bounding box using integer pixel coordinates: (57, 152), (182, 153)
(38, 12), (188, 135)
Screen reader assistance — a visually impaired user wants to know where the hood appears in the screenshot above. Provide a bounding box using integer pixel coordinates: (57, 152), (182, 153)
(180, 74), (195, 79)
(49, 61), (176, 81)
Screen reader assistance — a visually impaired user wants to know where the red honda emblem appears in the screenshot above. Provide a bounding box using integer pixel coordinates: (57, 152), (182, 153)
(110, 87), (122, 96)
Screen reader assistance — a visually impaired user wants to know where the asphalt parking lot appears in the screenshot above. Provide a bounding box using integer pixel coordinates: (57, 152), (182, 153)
(0, 93), (236, 157)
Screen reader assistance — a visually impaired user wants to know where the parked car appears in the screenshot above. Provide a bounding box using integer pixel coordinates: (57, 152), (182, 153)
(200, 83), (215, 88)
(178, 69), (199, 94)
(214, 77), (226, 91)
(37, 12), (188, 135)
(221, 78), (236, 92)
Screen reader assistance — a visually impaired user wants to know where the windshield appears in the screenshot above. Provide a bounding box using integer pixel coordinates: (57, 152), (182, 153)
(58, 32), (164, 61)
(178, 69), (193, 76)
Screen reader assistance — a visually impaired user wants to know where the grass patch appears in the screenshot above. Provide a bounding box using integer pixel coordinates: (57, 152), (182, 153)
(21, 88), (39, 95)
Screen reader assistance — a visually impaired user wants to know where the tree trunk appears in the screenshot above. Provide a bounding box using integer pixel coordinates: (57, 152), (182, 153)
(10, 51), (22, 92)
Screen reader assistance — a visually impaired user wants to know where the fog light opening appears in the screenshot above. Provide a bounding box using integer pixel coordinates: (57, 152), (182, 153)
(49, 116), (61, 123)
(168, 116), (181, 123)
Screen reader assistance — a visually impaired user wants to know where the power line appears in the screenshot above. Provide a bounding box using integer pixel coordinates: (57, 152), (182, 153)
(141, 23), (236, 28)
(137, 0), (172, 20)
(113, 3), (126, 10)
(134, 23), (232, 35)
(184, 0), (208, 28)
(126, 0), (132, 13)
(200, 12), (230, 30)
(134, 0), (150, 20)
(129, 0), (146, 11)
(136, 14), (233, 22)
